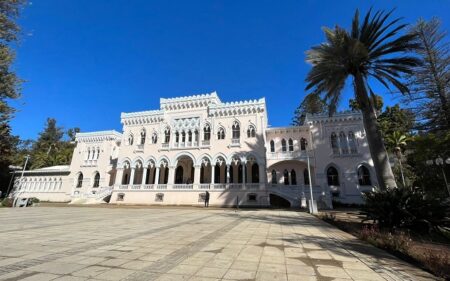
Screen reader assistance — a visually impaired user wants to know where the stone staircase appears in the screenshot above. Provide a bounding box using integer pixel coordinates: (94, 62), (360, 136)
(69, 187), (113, 204)
(268, 184), (333, 209)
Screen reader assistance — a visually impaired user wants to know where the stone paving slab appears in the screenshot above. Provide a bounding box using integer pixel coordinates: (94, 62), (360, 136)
(0, 207), (437, 281)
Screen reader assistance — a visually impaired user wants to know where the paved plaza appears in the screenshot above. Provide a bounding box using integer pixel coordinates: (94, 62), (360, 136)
(0, 207), (435, 281)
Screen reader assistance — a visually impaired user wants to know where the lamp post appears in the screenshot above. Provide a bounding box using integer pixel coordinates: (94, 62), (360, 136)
(426, 157), (450, 196)
(304, 139), (316, 214)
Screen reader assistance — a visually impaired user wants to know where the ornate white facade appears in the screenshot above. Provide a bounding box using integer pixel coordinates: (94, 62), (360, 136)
(13, 92), (376, 208)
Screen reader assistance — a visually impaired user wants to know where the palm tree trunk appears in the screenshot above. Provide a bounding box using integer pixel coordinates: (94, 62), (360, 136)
(354, 72), (397, 189)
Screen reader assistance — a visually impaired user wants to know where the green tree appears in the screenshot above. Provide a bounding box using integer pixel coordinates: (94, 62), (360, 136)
(305, 9), (420, 189)
(385, 131), (410, 187)
(405, 18), (450, 133)
(349, 94), (384, 113)
(0, 0), (26, 194)
(378, 104), (415, 137)
(30, 118), (65, 169)
(407, 132), (450, 197)
(292, 92), (327, 125)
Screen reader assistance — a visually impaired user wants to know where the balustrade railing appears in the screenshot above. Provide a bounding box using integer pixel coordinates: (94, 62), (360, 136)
(112, 183), (320, 191)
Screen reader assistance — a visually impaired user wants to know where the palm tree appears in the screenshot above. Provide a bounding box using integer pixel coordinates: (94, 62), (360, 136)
(386, 131), (410, 187)
(305, 9), (420, 189)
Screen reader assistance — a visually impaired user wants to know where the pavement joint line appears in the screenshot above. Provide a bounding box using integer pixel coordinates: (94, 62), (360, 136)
(123, 214), (243, 281)
(0, 212), (215, 277)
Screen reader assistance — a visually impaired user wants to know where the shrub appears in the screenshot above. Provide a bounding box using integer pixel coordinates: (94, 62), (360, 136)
(30, 197), (40, 204)
(1, 198), (13, 207)
(362, 187), (449, 232)
(422, 249), (450, 278)
(359, 225), (411, 253)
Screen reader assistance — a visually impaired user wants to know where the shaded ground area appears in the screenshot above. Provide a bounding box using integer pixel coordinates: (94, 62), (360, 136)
(0, 207), (436, 281)
(319, 208), (449, 279)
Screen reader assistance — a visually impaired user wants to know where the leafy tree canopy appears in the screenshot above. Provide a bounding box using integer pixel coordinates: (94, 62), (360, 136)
(378, 104), (415, 137)
(292, 92), (327, 126)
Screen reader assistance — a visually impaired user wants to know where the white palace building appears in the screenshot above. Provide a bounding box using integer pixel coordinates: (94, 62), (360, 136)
(12, 92), (376, 208)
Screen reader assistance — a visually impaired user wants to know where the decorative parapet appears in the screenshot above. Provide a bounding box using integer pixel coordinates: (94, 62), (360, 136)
(209, 97), (266, 117)
(265, 126), (310, 135)
(75, 130), (122, 143)
(13, 165), (70, 175)
(160, 91), (221, 111)
(305, 110), (363, 124)
(121, 109), (164, 126)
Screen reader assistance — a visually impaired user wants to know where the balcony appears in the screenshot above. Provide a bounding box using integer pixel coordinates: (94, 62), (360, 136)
(114, 183), (266, 191)
(267, 150), (313, 161)
(82, 160), (98, 167)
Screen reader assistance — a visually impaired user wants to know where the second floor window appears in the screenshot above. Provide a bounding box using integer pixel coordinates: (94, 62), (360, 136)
(232, 122), (240, 139)
(247, 125), (256, 138)
(140, 130), (146, 145)
(204, 124), (211, 141)
(152, 133), (158, 144)
(281, 139), (287, 152)
(300, 138), (307, 151)
(164, 129), (170, 143)
(217, 127), (225, 139)
(270, 140), (275, 152)
(288, 139), (294, 151)
(128, 134), (134, 146)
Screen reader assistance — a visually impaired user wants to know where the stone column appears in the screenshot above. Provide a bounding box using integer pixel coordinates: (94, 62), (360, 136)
(142, 167), (148, 185)
(154, 167), (160, 184)
(211, 164), (216, 184)
(129, 168), (136, 185)
(194, 165), (201, 187)
(226, 164), (230, 184)
(168, 166), (175, 185)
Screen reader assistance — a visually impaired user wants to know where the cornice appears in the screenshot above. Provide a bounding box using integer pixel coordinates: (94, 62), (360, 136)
(160, 91), (221, 111)
(121, 110), (164, 126)
(305, 110), (363, 124)
(209, 98), (265, 117)
(76, 130), (122, 143)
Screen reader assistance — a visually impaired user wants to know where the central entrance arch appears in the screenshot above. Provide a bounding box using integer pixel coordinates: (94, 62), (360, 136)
(174, 155), (194, 184)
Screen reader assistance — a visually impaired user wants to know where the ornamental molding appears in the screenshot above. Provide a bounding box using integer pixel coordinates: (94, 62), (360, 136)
(160, 92), (221, 111)
(209, 98), (266, 117)
(171, 117), (200, 131)
(265, 126), (310, 135)
(305, 111), (363, 124)
(76, 130), (122, 143)
(121, 110), (164, 126)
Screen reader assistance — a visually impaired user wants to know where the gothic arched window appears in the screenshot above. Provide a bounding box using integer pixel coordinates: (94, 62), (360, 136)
(331, 133), (339, 154)
(304, 168), (310, 185)
(93, 172), (100, 188)
(251, 163), (259, 183)
(247, 125), (256, 138)
(339, 132), (348, 154)
(217, 127), (225, 139)
(348, 131), (357, 154)
(204, 124), (211, 141)
(128, 134), (134, 146)
(152, 133), (158, 144)
(288, 138), (294, 151)
(140, 129), (146, 145)
(300, 138), (307, 151)
(76, 173), (83, 188)
(290, 169), (297, 185)
(327, 166), (340, 186)
(358, 165), (371, 186)
(270, 140), (275, 152)
(164, 128), (170, 143)
(281, 139), (287, 152)
(271, 170), (277, 184)
(283, 169), (289, 185)
(232, 121), (240, 139)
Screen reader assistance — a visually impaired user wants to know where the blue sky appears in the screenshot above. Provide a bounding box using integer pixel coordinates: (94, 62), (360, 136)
(11, 0), (450, 140)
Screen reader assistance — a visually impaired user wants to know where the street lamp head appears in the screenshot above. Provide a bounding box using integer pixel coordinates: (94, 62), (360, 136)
(446, 158), (450, 165)
(436, 157), (444, 165)
(425, 160), (434, 166)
